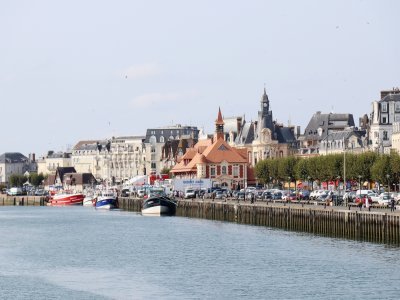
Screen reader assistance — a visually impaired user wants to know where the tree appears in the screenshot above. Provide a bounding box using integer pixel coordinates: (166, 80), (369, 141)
(29, 173), (45, 187)
(160, 167), (171, 175)
(8, 174), (26, 187)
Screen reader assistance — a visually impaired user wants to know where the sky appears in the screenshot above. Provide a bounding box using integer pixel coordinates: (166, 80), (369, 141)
(1, 0), (400, 157)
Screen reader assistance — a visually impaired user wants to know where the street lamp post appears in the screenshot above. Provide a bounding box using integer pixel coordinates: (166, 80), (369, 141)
(358, 175), (362, 197)
(386, 174), (390, 193)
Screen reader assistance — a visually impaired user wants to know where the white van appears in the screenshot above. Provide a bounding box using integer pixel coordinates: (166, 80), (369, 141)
(7, 187), (22, 196)
(184, 188), (196, 199)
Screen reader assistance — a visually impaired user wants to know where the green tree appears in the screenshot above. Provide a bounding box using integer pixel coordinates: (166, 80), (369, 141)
(29, 173), (45, 186)
(9, 174), (26, 187)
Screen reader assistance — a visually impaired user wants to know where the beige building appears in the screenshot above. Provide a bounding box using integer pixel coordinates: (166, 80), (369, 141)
(37, 151), (72, 176)
(392, 122), (400, 153)
(0, 152), (30, 184)
(71, 136), (146, 184)
(225, 89), (299, 166)
(369, 88), (400, 154)
(319, 129), (367, 155)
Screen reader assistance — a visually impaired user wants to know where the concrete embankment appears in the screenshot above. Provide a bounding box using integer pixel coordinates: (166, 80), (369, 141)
(118, 197), (400, 245)
(0, 195), (47, 206)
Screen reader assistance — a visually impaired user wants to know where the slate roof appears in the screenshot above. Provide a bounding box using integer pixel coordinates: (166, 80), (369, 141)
(144, 126), (199, 143)
(275, 126), (297, 143)
(55, 167), (77, 183)
(0, 152), (28, 163)
(380, 93), (400, 102)
(303, 112), (355, 141)
(321, 129), (365, 142)
(235, 121), (255, 144)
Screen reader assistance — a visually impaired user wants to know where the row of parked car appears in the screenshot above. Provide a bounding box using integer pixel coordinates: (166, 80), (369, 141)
(2, 187), (48, 196)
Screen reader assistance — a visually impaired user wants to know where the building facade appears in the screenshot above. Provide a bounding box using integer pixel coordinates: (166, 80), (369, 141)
(144, 125), (199, 175)
(231, 89), (299, 166)
(298, 111), (356, 157)
(171, 108), (248, 190)
(369, 88), (400, 154)
(0, 152), (33, 184)
(319, 129), (367, 155)
(71, 136), (146, 184)
(37, 151), (72, 176)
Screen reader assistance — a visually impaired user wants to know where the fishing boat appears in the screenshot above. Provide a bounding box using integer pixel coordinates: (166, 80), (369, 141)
(49, 191), (84, 206)
(141, 196), (177, 216)
(83, 195), (97, 207)
(95, 190), (118, 210)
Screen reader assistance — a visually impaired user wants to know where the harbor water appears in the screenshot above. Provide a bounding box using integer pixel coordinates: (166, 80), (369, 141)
(0, 206), (399, 299)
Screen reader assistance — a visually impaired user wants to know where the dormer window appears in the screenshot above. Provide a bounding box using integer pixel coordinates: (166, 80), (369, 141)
(382, 102), (388, 112)
(396, 102), (400, 112)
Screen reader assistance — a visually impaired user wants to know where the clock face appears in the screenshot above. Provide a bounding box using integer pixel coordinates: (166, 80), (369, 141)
(263, 102), (267, 107)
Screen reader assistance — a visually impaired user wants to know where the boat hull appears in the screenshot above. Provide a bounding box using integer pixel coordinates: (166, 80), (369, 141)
(83, 197), (96, 207)
(95, 197), (118, 210)
(142, 197), (177, 216)
(49, 193), (84, 206)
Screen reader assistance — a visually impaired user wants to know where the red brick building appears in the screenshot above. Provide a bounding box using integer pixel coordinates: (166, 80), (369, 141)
(171, 108), (249, 190)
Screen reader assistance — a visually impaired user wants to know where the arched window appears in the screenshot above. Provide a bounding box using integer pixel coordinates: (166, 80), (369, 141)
(160, 136), (165, 143)
(149, 135), (156, 145)
(222, 166), (227, 175)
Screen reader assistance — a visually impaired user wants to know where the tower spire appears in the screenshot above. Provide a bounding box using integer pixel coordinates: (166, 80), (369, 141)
(214, 107), (225, 142)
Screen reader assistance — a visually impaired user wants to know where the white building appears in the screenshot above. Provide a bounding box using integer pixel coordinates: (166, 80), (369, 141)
(71, 136), (146, 183)
(144, 125), (199, 175)
(0, 152), (29, 184)
(369, 88), (400, 154)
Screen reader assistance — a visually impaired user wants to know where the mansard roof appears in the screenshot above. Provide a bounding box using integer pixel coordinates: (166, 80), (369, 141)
(275, 126), (297, 143)
(321, 129), (366, 141)
(380, 93), (400, 102)
(303, 112), (355, 141)
(144, 125), (199, 143)
(0, 152), (28, 163)
(235, 121), (255, 144)
(73, 140), (107, 151)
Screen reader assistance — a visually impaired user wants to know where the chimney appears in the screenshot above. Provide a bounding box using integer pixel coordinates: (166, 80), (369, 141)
(296, 126), (301, 138)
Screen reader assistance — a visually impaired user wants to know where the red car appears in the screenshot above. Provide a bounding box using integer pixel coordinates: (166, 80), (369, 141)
(355, 194), (372, 205)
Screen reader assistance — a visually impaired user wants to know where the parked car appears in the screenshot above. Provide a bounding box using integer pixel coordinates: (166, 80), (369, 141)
(369, 193), (380, 204)
(215, 191), (224, 199)
(377, 193), (392, 206)
(298, 190), (310, 200)
(272, 191), (283, 200)
(355, 194), (372, 205)
(317, 193), (330, 201)
(184, 188), (196, 199)
(236, 192), (245, 200)
(262, 191), (273, 200)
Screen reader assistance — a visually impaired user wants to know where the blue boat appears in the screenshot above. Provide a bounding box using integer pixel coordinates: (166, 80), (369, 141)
(95, 190), (118, 210)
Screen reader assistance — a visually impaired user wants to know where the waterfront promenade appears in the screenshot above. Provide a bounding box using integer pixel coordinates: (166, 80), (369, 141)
(2, 194), (399, 245)
(118, 197), (400, 245)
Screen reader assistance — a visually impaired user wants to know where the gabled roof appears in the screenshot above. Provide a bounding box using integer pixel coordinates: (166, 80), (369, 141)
(201, 138), (247, 163)
(0, 152), (28, 163)
(55, 167), (76, 183)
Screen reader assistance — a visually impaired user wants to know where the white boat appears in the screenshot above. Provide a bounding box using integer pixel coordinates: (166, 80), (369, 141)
(141, 196), (177, 216)
(95, 190), (118, 210)
(83, 195), (96, 207)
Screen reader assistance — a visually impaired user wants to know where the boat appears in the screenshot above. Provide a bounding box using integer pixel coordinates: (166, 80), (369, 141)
(49, 192), (85, 206)
(95, 190), (118, 210)
(141, 196), (177, 216)
(83, 195), (97, 207)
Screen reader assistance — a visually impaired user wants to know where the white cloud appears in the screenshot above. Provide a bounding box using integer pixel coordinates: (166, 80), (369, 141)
(123, 63), (161, 80)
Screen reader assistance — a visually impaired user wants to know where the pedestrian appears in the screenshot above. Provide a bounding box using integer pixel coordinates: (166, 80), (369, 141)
(390, 197), (396, 212)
